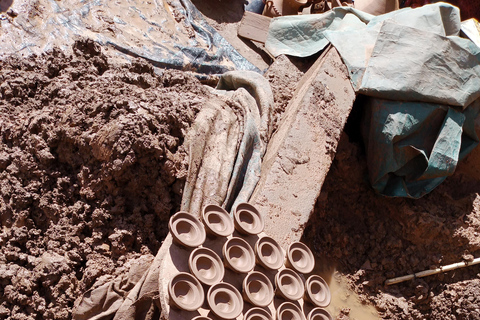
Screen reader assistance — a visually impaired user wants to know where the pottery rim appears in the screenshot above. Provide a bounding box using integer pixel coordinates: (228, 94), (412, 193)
(188, 247), (225, 286)
(233, 202), (264, 235)
(286, 242), (315, 274)
(243, 271), (274, 307)
(168, 272), (204, 311)
(202, 204), (234, 237)
(169, 211), (206, 248)
(244, 307), (273, 320)
(207, 282), (244, 320)
(222, 237), (256, 273)
(304, 275), (331, 308)
(255, 236), (284, 270)
(276, 301), (306, 320)
(307, 307), (333, 320)
(275, 268), (305, 300)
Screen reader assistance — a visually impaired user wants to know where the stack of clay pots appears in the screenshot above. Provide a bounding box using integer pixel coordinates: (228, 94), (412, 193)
(167, 203), (332, 320)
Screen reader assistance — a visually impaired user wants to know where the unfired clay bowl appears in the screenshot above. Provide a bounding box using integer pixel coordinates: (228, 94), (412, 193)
(255, 236), (284, 270)
(244, 307), (273, 320)
(276, 302), (306, 320)
(242, 271), (274, 307)
(286, 242), (315, 274)
(223, 237), (256, 273)
(207, 282), (244, 320)
(304, 275), (331, 308)
(307, 307), (333, 320)
(275, 268), (305, 301)
(202, 204), (234, 237)
(169, 211), (206, 248)
(168, 272), (204, 311)
(188, 247), (224, 286)
(233, 202), (264, 235)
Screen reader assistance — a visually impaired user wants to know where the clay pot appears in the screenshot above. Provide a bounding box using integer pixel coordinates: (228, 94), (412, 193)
(276, 302), (306, 320)
(242, 271), (274, 307)
(233, 202), (264, 235)
(307, 307), (333, 320)
(168, 272), (204, 311)
(207, 282), (244, 320)
(222, 237), (255, 273)
(286, 242), (315, 274)
(202, 204), (234, 237)
(255, 236), (284, 270)
(244, 307), (273, 320)
(304, 275), (331, 308)
(275, 268), (305, 301)
(188, 247), (225, 286)
(169, 211), (206, 248)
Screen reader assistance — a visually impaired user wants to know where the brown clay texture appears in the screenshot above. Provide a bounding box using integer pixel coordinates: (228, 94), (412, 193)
(0, 39), (212, 319)
(304, 129), (480, 319)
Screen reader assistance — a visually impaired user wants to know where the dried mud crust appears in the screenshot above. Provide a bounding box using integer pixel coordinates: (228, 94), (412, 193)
(304, 128), (480, 319)
(0, 39), (212, 319)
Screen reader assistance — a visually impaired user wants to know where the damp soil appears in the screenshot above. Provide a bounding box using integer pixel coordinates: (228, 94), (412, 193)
(0, 39), (213, 319)
(1, 33), (480, 320)
(303, 106), (480, 319)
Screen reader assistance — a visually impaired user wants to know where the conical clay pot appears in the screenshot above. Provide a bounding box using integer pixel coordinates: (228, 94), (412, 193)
(304, 275), (331, 308)
(275, 268), (305, 301)
(242, 271), (274, 307)
(276, 302), (306, 320)
(255, 236), (284, 270)
(169, 211), (206, 248)
(168, 272), (204, 311)
(223, 237), (255, 273)
(286, 242), (315, 274)
(207, 282), (244, 320)
(233, 202), (264, 235)
(307, 307), (333, 320)
(188, 247), (224, 286)
(202, 204), (234, 237)
(244, 307), (273, 320)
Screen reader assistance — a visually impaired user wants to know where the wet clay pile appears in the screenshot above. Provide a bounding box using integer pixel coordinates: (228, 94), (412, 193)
(304, 117), (480, 319)
(0, 39), (213, 319)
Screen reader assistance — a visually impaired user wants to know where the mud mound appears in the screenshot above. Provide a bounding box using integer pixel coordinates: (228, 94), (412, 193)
(0, 39), (212, 319)
(304, 123), (480, 319)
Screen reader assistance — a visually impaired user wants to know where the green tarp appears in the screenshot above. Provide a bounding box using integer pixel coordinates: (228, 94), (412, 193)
(266, 3), (480, 198)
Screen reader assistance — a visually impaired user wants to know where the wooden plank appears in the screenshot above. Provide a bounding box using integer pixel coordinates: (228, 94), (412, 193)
(237, 11), (271, 44)
(250, 45), (356, 249)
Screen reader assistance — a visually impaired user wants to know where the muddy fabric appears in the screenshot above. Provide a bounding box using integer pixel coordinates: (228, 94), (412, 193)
(0, 0), (259, 75)
(181, 71), (273, 215)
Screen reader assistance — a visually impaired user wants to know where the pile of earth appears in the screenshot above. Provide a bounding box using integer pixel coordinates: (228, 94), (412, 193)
(304, 106), (480, 319)
(0, 38), (213, 319)
(2, 35), (480, 320)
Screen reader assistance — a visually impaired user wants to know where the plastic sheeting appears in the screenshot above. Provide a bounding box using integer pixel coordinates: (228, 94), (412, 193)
(362, 98), (480, 198)
(265, 3), (480, 197)
(0, 0), (259, 75)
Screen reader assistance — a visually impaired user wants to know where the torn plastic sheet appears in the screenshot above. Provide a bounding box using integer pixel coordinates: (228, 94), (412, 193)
(0, 0), (260, 75)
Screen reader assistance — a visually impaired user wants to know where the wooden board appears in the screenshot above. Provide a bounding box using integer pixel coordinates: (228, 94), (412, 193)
(238, 11), (271, 44)
(250, 45), (356, 249)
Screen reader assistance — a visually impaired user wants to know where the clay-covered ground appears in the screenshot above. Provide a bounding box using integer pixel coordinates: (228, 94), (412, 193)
(1, 1), (480, 319)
